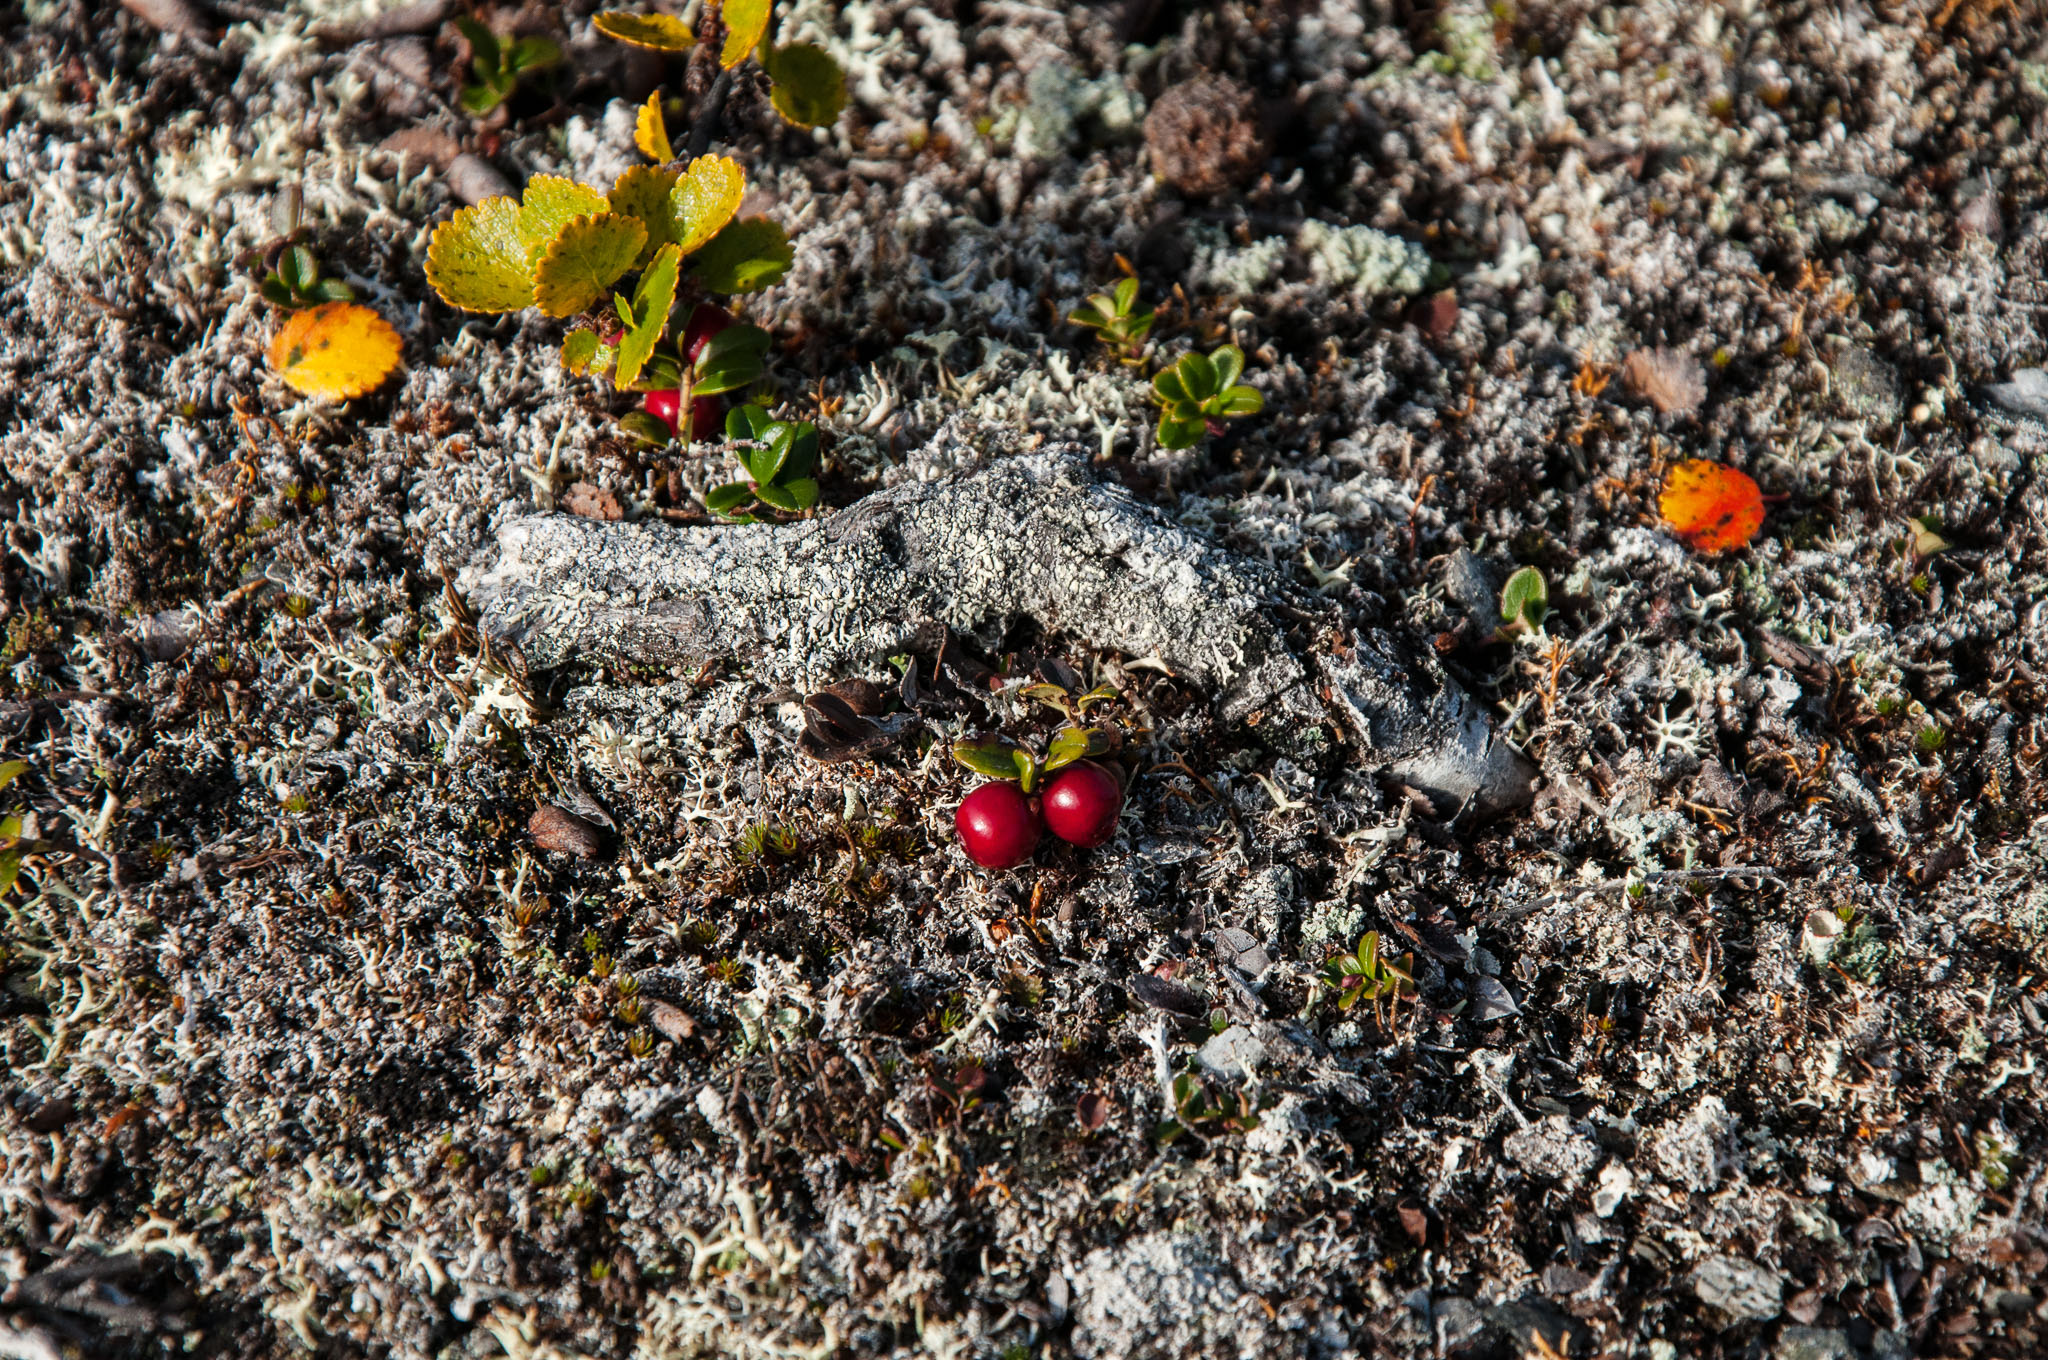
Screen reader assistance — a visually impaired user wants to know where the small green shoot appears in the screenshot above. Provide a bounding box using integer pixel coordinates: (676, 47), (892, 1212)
(1153, 1072), (1261, 1147)
(1069, 277), (1155, 363)
(1152, 344), (1264, 449)
(1496, 565), (1549, 640)
(260, 245), (356, 310)
(454, 17), (562, 116)
(1320, 931), (1416, 1024)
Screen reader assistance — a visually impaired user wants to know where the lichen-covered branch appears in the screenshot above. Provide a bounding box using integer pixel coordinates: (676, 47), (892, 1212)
(466, 448), (1533, 815)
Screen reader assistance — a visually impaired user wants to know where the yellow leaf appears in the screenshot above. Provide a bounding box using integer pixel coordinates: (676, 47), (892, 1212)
(593, 11), (694, 50)
(517, 175), (610, 259)
(609, 164), (682, 264)
(267, 303), (403, 401)
(670, 154), (745, 257)
(719, 0), (771, 67)
(617, 244), (681, 388)
(425, 197), (533, 313)
(635, 90), (674, 163)
(532, 213), (648, 318)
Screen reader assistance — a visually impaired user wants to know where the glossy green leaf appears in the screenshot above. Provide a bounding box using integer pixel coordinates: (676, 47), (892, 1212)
(952, 739), (1023, 780)
(459, 81), (508, 114)
(1499, 565), (1548, 631)
(1043, 725), (1108, 773)
(1151, 368), (1190, 405)
(1156, 415), (1206, 449)
(1210, 385), (1264, 417)
(1209, 344), (1245, 391)
(752, 478), (800, 512)
(455, 16), (501, 70)
(689, 217), (793, 294)
(783, 476), (819, 509)
(617, 410), (671, 446)
(693, 323), (772, 395)
(507, 35), (561, 72)
(1177, 350), (1218, 401)
(725, 402), (775, 440)
(705, 481), (756, 515)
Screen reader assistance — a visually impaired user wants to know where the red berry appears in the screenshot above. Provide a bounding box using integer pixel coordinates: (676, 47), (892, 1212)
(643, 390), (725, 440)
(955, 782), (1041, 869)
(1043, 762), (1123, 848)
(681, 304), (735, 365)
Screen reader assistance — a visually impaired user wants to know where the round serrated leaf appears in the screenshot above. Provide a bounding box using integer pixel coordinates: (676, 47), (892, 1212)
(518, 175), (611, 259)
(689, 217), (792, 294)
(425, 197), (534, 313)
(765, 43), (847, 128)
(616, 244), (682, 388)
(608, 164), (682, 266)
(670, 155), (746, 257)
(635, 90), (674, 163)
(532, 213), (648, 318)
(561, 329), (601, 374)
(720, 0), (771, 67)
(593, 11), (694, 50)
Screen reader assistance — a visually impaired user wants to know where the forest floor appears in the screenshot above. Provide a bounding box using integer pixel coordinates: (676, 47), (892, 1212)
(3, 1), (2048, 1357)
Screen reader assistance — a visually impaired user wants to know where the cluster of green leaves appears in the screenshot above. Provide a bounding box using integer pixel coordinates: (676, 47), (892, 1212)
(1320, 932), (1416, 1019)
(1496, 565), (1549, 640)
(1152, 344), (1264, 449)
(595, 1), (846, 129)
(1068, 277), (1155, 363)
(0, 761), (30, 899)
(612, 317), (775, 446)
(953, 669), (1119, 792)
(1154, 1072), (1261, 1147)
(425, 157), (790, 383)
(454, 17), (561, 115)
(707, 404), (822, 521)
(259, 245), (355, 310)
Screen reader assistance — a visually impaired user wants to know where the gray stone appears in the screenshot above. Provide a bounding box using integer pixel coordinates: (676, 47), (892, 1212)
(1692, 1254), (1783, 1322)
(1195, 1026), (1266, 1083)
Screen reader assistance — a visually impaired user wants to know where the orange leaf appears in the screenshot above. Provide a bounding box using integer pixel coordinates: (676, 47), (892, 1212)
(267, 302), (402, 401)
(1659, 459), (1762, 554)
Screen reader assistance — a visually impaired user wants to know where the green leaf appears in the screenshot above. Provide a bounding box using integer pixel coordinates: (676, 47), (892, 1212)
(1209, 385), (1264, 417)
(279, 245), (316, 292)
(670, 155), (746, 257)
(1068, 301), (1111, 329)
(725, 402), (775, 440)
(747, 425), (794, 484)
(1114, 276), (1139, 313)
(764, 43), (848, 128)
(592, 11), (694, 50)
(1123, 311), (1156, 343)
(1152, 1119), (1185, 1147)
(692, 322), (772, 395)
(531, 212), (648, 318)
(782, 476), (819, 510)
(1499, 564), (1548, 631)
(308, 278), (355, 303)
(689, 217), (792, 295)
(1151, 368), (1190, 405)
(1209, 344), (1245, 391)
(0, 760), (27, 793)
(752, 478), (800, 512)
(459, 81), (508, 114)
(617, 410), (671, 446)
(1043, 725), (1108, 773)
(1012, 748), (1039, 790)
(720, 0), (772, 67)
(616, 243), (682, 388)
(777, 423), (820, 481)
(260, 277), (296, 309)
(507, 35), (561, 72)
(1176, 351), (1218, 401)
(0, 850), (19, 900)
(705, 481), (756, 515)
(952, 739), (1023, 780)
(454, 16), (501, 71)
(561, 329), (600, 373)
(1156, 416), (1207, 449)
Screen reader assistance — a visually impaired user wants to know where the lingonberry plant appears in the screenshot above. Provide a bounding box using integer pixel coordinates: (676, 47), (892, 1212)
(1152, 344), (1264, 449)
(706, 403), (822, 521)
(260, 244), (356, 310)
(1068, 277), (1155, 364)
(950, 664), (1127, 864)
(955, 783), (1041, 869)
(1320, 931), (1417, 1026)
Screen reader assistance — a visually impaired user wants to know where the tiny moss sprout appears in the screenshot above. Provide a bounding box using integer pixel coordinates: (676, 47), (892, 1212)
(454, 17), (562, 116)
(1151, 344), (1264, 449)
(1495, 565), (1549, 641)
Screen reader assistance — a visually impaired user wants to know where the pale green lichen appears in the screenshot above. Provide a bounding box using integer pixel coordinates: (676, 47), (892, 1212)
(1185, 224), (1287, 296)
(1000, 61), (1143, 160)
(1297, 221), (1431, 299)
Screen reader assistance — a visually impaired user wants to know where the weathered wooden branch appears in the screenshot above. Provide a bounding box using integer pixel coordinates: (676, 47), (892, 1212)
(465, 448), (1534, 816)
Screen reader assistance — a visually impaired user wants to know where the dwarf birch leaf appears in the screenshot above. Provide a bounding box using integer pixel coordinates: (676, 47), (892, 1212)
(532, 213), (648, 317)
(425, 197), (534, 312)
(0, 760), (27, 793)
(517, 175), (610, 259)
(267, 302), (403, 401)
(1659, 459), (1764, 554)
(561, 329), (601, 374)
(720, 0), (771, 66)
(592, 11), (694, 50)
(689, 217), (791, 294)
(765, 43), (847, 127)
(635, 90), (674, 163)
(609, 164), (681, 265)
(616, 244), (681, 388)
(670, 155), (746, 257)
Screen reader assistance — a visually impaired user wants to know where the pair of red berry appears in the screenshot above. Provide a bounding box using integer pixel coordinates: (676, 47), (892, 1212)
(641, 304), (732, 440)
(955, 762), (1123, 869)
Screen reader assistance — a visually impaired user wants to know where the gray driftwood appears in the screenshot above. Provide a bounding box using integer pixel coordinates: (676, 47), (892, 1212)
(466, 448), (1534, 816)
